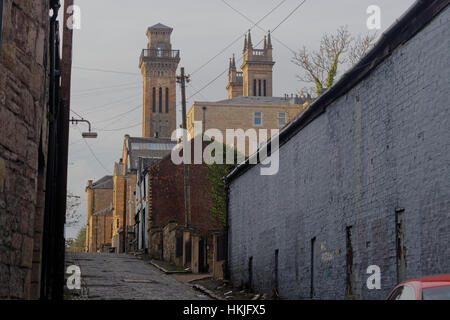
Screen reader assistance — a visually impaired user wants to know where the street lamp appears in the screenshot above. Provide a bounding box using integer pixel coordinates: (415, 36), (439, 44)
(70, 117), (98, 138)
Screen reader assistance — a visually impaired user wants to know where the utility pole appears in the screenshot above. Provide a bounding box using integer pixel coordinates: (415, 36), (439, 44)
(177, 68), (191, 227)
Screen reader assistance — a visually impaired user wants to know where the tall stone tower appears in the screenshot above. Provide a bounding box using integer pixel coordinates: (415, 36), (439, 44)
(241, 30), (275, 97)
(139, 23), (180, 138)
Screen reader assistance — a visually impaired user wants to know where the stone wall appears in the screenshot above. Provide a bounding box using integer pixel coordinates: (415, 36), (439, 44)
(0, 0), (50, 299)
(187, 102), (306, 156)
(227, 5), (450, 299)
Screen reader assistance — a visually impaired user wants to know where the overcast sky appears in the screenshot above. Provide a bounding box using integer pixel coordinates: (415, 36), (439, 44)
(64, 0), (416, 238)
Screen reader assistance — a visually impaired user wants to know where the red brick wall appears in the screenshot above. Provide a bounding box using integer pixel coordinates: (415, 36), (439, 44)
(149, 157), (185, 227)
(149, 148), (221, 233)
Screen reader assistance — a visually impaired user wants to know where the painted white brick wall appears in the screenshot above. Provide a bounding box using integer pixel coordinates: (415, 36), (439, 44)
(228, 6), (450, 300)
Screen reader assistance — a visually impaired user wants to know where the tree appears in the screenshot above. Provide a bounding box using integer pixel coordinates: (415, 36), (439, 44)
(204, 139), (239, 228)
(293, 26), (377, 96)
(69, 226), (86, 252)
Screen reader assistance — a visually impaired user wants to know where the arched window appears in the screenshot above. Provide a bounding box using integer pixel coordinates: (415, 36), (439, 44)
(165, 88), (169, 113)
(159, 87), (162, 113)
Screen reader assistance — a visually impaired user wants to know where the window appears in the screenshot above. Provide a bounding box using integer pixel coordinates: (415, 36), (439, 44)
(253, 79), (257, 96)
(422, 286), (450, 300)
(152, 87), (156, 112)
(254, 112), (262, 126)
(258, 79), (262, 96)
(387, 285), (416, 300)
(278, 112), (286, 126)
(165, 88), (169, 113)
(263, 80), (267, 96)
(159, 87), (162, 113)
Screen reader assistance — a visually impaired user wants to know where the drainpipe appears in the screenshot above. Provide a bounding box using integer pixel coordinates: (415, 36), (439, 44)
(41, 0), (61, 300)
(123, 178), (127, 253)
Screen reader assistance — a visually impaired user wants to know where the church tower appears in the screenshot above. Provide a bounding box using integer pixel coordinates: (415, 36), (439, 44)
(226, 54), (243, 99)
(139, 23), (180, 138)
(241, 30), (275, 97)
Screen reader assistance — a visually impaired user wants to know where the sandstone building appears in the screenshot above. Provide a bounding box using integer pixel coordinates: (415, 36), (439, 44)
(226, 1), (450, 300)
(85, 176), (114, 252)
(187, 30), (307, 156)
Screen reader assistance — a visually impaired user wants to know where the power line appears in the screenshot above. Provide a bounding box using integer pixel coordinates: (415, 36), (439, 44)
(188, 0), (308, 100)
(75, 126), (111, 174)
(73, 66), (140, 76)
(271, 0), (307, 33)
(94, 122), (142, 132)
(95, 104), (142, 127)
(75, 93), (139, 115)
(71, 84), (139, 98)
(70, 109), (84, 119)
(70, 102), (141, 131)
(72, 81), (139, 94)
(190, 0), (288, 76)
(221, 0), (297, 54)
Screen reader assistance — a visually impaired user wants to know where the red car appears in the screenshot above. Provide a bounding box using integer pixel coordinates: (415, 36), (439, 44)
(387, 274), (450, 300)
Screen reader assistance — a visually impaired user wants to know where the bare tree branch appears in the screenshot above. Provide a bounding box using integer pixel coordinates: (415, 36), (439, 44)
(66, 191), (81, 227)
(293, 26), (377, 96)
(349, 32), (378, 65)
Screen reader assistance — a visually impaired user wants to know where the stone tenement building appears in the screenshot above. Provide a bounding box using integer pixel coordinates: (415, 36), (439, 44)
(135, 137), (224, 276)
(0, 0), (54, 299)
(187, 30), (307, 156)
(226, 1), (450, 300)
(110, 135), (175, 253)
(85, 176), (114, 253)
(139, 23), (180, 138)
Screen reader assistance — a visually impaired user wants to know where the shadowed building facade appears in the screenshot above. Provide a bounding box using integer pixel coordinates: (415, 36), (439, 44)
(225, 2), (450, 300)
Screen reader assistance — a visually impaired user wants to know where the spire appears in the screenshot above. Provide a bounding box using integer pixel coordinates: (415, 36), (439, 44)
(232, 54), (236, 69)
(229, 58), (233, 73)
(267, 30), (273, 49)
(247, 29), (253, 49)
(264, 35), (267, 50)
